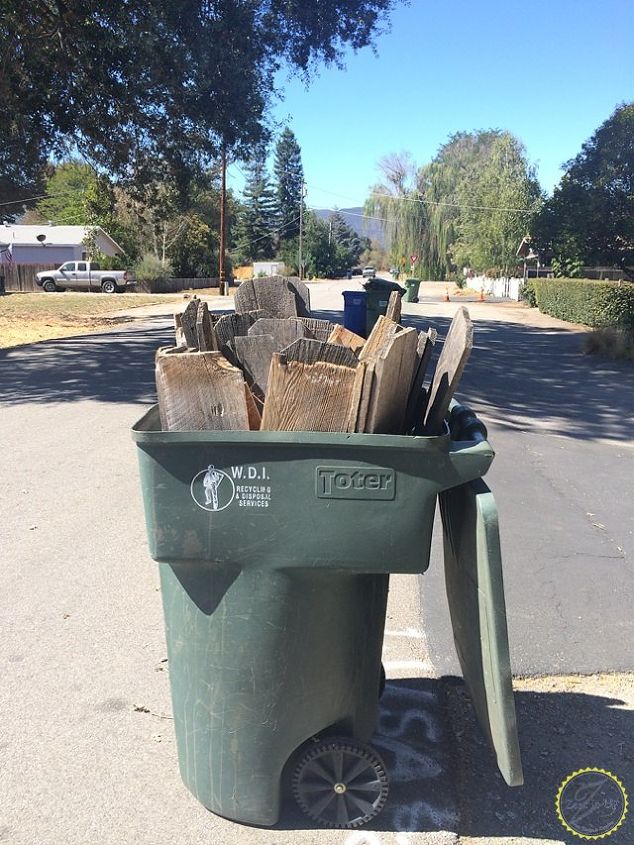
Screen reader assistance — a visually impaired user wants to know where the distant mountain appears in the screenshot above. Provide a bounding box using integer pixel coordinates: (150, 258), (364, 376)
(313, 207), (385, 247)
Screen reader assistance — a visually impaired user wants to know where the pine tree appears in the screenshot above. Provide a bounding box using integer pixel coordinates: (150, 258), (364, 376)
(273, 128), (304, 243)
(235, 146), (276, 262)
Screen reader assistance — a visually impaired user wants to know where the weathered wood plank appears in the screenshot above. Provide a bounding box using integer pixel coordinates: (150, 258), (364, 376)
(233, 334), (278, 399)
(180, 299), (200, 348)
(356, 315), (418, 433)
(385, 290), (402, 324)
(156, 349), (249, 431)
(327, 324), (366, 353)
(423, 307), (473, 436)
(285, 277), (311, 317)
(214, 311), (266, 349)
(244, 383), (262, 430)
(403, 328), (437, 433)
(195, 300), (217, 351)
(234, 276), (309, 318)
(299, 317), (337, 342)
(174, 313), (186, 347)
(248, 317), (308, 348)
(280, 337), (359, 368)
(261, 355), (359, 432)
(364, 327), (418, 433)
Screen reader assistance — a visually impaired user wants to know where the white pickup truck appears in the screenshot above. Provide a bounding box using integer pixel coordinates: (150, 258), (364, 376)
(36, 261), (135, 293)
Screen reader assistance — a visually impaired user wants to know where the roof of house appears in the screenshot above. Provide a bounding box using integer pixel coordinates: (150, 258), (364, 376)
(0, 224), (123, 254)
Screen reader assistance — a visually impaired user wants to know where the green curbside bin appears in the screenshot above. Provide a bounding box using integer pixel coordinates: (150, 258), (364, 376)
(132, 404), (522, 828)
(404, 278), (421, 303)
(363, 277), (406, 335)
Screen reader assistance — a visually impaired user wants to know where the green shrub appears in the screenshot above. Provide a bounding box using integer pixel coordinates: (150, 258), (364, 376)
(533, 278), (634, 330)
(132, 253), (174, 293)
(520, 278), (537, 307)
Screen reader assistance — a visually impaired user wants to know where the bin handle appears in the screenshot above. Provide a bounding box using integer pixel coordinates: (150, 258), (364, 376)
(445, 403), (494, 485)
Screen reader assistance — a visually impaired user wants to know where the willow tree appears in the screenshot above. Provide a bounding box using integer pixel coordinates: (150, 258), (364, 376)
(367, 131), (542, 279)
(366, 153), (436, 278)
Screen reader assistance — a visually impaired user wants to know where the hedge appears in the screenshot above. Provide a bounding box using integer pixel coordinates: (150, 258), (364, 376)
(529, 278), (634, 330)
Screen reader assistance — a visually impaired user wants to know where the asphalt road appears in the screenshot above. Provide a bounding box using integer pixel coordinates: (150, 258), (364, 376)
(1, 284), (633, 845)
(0, 311), (456, 845)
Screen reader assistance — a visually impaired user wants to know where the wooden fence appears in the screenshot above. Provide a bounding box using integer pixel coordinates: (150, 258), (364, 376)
(135, 277), (221, 293)
(0, 264), (56, 292)
(0, 266), (223, 294)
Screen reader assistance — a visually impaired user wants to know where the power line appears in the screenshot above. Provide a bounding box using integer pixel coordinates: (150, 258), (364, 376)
(0, 187), (88, 209)
(244, 213), (302, 248)
(304, 182), (536, 214)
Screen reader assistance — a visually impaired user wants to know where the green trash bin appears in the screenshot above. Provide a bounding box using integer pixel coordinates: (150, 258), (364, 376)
(132, 404), (522, 827)
(363, 277), (406, 335)
(404, 278), (421, 303)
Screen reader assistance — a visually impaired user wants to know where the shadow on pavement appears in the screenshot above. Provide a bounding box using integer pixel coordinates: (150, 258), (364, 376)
(277, 676), (458, 835)
(0, 319), (172, 406)
(276, 675), (633, 841)
(402, 313), (634, 443)
(445, 675), (634, 844)
(2, 308), (633, 445)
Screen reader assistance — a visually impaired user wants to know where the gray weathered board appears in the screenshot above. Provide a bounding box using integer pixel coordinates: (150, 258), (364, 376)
(214, 311), (267, 349)
(357, 315), (418, 434)
(261, 354), (360, 432)
(233, 334), (278, 399)
(403, 327), (437, 433)
(423, 307), (473, 435)
(156, 349), (249, 431)
(299, 317), (337, 342)
(234, 276), (311, 318)
(280, 338), (359, 368)
(248, 317), (308, 348)
(385, 290), (402, 324)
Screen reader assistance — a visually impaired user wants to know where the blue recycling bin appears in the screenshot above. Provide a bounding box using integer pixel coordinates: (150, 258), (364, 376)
(342, 289), (368, 338)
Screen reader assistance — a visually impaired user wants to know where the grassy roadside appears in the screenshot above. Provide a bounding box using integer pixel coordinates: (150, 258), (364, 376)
(0, 291), (181, 349)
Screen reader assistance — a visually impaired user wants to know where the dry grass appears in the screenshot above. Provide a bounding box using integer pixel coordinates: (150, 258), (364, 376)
(0, 291), (179, 349)
(583, 326), (634, 360)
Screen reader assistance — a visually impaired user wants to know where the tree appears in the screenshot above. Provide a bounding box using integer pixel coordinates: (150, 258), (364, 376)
(533, 102), (634, 273)
(234, 147), (277, 262)
(273, 128), (304, 242)
(1, 1), (400, 202)
(329, 211), (365, 268)
(367, 132), (542, 278)
(450, 133), (542, 275)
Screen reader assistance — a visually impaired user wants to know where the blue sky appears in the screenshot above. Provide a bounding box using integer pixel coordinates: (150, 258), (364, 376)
(230, 0), (633, 210)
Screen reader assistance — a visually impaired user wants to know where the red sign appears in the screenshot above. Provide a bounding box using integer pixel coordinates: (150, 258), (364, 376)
(410, 254), (418, 263)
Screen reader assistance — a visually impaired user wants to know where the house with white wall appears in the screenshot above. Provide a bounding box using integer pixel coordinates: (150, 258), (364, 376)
(0, 224), (123, 266)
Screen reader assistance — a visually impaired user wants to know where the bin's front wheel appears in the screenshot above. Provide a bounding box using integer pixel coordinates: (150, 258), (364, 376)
(292, 737), (389, 829)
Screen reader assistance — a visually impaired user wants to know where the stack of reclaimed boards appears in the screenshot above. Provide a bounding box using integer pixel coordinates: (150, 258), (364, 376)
(156, 275), (473, 436)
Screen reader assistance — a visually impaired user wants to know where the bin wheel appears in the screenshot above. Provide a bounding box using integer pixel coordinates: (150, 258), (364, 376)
(292, 737), (389, 829)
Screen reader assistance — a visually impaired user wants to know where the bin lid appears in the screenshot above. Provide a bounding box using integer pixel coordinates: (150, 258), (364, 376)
(342, 289), (367, 301)
(363, 277), (405, 294)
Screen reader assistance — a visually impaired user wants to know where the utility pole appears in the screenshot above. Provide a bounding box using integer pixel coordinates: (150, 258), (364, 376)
(219, 146), (227, 296)
(298, 180), (305, 280)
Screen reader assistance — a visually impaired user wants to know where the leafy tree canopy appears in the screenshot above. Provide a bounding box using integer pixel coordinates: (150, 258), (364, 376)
(367, 131), (542, 278)
(533, 102), (634, 273)
(1, 0), (399, 211)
